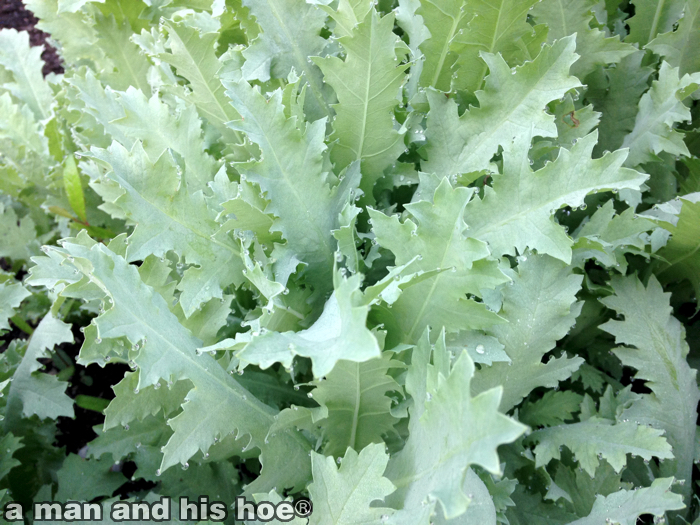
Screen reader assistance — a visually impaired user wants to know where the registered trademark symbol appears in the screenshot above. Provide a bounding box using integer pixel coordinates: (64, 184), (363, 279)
(294, 497), (312, 518)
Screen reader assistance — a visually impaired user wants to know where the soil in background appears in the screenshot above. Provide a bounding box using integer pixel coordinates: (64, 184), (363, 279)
(0, 0), (63, 76)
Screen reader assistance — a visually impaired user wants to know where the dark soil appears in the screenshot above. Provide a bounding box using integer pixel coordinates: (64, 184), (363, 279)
(0, 0), (63, 76)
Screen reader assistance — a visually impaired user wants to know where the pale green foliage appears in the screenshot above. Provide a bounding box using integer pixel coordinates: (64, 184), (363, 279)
(371, 178), (507, 342)
(530, 0), (635, 80)
(315, 9), (408, 197)
(28, 233), (311, 492)
(600, 275), (700, 508)
(0, 204), (38, 262)
(54, 454), (125, 502)
(242, 0), (331, 119)
(3, 314), (74, 422)
(587, 51), (654, 156)
(518, 390), (583, 427)
(385, 342), (526, 519)
(568, 478), (685, 525)
(158, 21), (244, 146)
(656, 193), (700, 297)
(466, 131), (647, 262)
(0, 281), (30, 333)
(572, 200), (657, 270)
(0, 91), (51, 199)
(89, 141), (243, 316)
(1, 0), (700, 521)
(626, 0), (686, 45)
(621, 62), (700, 167)
(527, 418), (673, 475)
(647, 0), (700, 76)
(421, 37), (581, 178)
(416, 0), (470, 91)
(451, 0), (541, 93)
(274, 353), (402, 457)
(238, 273), (381, 376)
(71, 74), (219, 193)
(471, 254), (584, 411)
(225, 80), (357, 303)
(308, 444), (396, 524)
(0, 29), (54, 120)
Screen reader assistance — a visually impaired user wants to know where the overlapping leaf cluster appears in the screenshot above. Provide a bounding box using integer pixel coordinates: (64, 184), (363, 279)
(1, 0), (699, 523)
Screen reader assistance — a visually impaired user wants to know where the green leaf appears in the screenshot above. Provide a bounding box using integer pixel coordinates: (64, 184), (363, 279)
(90, 12), (151, 93)
(416, 0), (470, 91)
(241, 0), (332, 120)
(74, 394), (110, 413)
(531, 0), (635, 80)
(103, 371), (190, 430)
(274, 353), (403, 457)
(238, 273), (381, 377)
(648, 0), (700, 78)
(63, 154), (87, 223)
(445, 330), (510, 366)
(158, 21), (244, 146)
(57, 0), (104, 13)
(318, 0), (373, 38)
(224, 81), (359, 303)
(465, 132), (647, 262)
(385, 350), (526, 519)
(24, 0), (104, 65)
(552, 462), (627, 516)
(0, 433), (22, 481)
(432, 469), (499, 525)
(89, 141), (244, 316)
(54, 453), (126, 502)
(0, 92), (50, 196)
(3, 313), (74, 424)
(0, 202), (36, 262)
(626, 0), (686, 45)
(308, 444), (396, 524)
(471, 254), (584, 411)
(571, 200), (657, 270)
(35, 235), (311, 492)
(621, 62), (700, 167)
(245, 490), (309, 525)
(656, 192), (700, 299)
(395, 0), (430, 102)
(315, 8), (408, 197)
(421, 37), (581, 178)
(527, 417), (673, 476)
(586, 52), (654, 155)
(88, 417), (169, 460)
(600, 275), (700, 510)
(568, 478), (685, 525)
(507, 485), (578, 524)
(450, 0), (541, 93)
(0, 281), (31, 333)
(71, 75), (220, 193)
(0, 29), (53, 120)
(219, 180), (280, 245)
(370, 177), (508, 343)
(518, 390), (583, 428)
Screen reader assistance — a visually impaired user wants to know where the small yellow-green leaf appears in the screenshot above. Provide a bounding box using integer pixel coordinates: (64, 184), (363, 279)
(47, 205), (76, 220)
(75, 395), (111, 414)
(63, 154), (87, 223)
